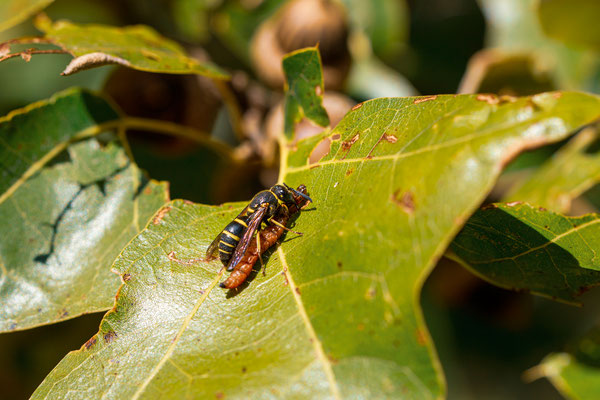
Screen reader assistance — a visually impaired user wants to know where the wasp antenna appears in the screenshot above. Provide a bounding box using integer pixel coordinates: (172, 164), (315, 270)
(283, 182), (313, 202)
(293, 189), (313, 203)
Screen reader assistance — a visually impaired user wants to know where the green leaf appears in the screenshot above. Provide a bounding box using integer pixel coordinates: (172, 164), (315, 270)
(538, 0), (600, 52)
(478, 0), (600, 93)
(534, 326), (600, 400)
(505, 127), (600, 213)
(450, 202), (600, 304)
(212, 0), (284, 61)
(32, 14), (228, 78)
(340, 0), (409, 60)
(0, 0), (53, 33)
(283, 47), (330, 139)
(0, 88), (169, 332)
(34, 91), (600, 398)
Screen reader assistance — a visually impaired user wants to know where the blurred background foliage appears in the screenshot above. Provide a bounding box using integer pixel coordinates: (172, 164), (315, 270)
(1, 0), (599, 398)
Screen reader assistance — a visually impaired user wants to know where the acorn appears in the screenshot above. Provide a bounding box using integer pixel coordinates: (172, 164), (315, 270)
(251, 0), (351, 90)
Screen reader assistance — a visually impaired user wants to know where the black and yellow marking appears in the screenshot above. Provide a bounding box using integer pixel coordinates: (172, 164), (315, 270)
(219, 248), (232, 254)
(269, 189), (284, 206)
(234, 218), (248, 228)
(220, 240), (236, 248)
(222, 230), (240, 241)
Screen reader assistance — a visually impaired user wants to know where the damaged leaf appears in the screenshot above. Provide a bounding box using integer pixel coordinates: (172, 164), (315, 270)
(0, 89), (169, 332)
(30, 14), (228, 78)
(34, 91), (600, 398)
(282, 47), (330, 138)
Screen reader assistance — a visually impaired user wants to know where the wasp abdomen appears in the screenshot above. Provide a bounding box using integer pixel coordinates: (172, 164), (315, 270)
(218, 217), (248, 266)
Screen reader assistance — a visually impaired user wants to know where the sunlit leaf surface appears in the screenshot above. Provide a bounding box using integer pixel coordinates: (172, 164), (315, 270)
(0, 0), (53, 33)
(34, 91), (600, 398)
(450, 202), (600, 304)
(479, 0), (600, 93)
(538, 0), (600, 51)
(0, 89), (169, 332)
(504, 127), (600, 213)
(33, 15), (228, 78)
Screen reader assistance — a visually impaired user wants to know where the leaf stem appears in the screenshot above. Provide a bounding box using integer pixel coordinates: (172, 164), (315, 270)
(0, 49), (67, 63)
(119, 117), (236, 163)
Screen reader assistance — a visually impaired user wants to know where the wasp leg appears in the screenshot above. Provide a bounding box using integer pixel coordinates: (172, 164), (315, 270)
(256, 233), (266, 276)
(268, 218), (303, 235)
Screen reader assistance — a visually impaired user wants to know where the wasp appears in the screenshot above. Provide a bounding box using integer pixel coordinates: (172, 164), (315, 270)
(206, 183), (312, 279)
(219, 184), (311, 289)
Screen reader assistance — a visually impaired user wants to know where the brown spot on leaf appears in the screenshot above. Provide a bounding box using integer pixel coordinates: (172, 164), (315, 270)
(345, 168), (353, 176)
(327, 354), (339, 364)
(506, 201), (522, 207)
(367, 132), (398, 158)
(414, 95), (437, 104)
(153, 206), (172, 224)
(416, 328), (428, 346)
(391, 189), (415, 214)
(331, 134), (341, 140)
(340, 133), (360, 159)
(84, 336), (97, 350)
(476, 94), (499, 105)
(499, 95), (517, 104)
(337, 261), (343, 269)
(104, 331), (117, 343)
(21, 51), (32, 62)
(141, 49), (160, 61)
(215, 392), (225, 399)
(241, 366), (247, 373)
(0, 43), (10, 57)
(60, 309), (69, 318)
(357, 323), (365, 331)
(281, 267), (289, 286)
(351, 102), (363, 111)
(295, 287), (301, 296)
(365, 287), (376, 300)
(383, 133), (398, 143)
(122, 273), (131, 282)
(481, 203), (499, 210)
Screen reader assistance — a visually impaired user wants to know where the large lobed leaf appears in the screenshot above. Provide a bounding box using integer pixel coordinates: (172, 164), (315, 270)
(33, 92), (600, 398)
(0, 89), (169, 332)
(449, 202), (600, 304)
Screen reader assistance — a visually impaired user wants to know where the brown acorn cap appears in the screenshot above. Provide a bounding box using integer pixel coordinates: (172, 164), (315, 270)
(251, 0), (351, 90)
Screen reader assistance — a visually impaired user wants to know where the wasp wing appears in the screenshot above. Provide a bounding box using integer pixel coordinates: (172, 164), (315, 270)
(226, 205), (267, 271)
(205, 233), (221, 260)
